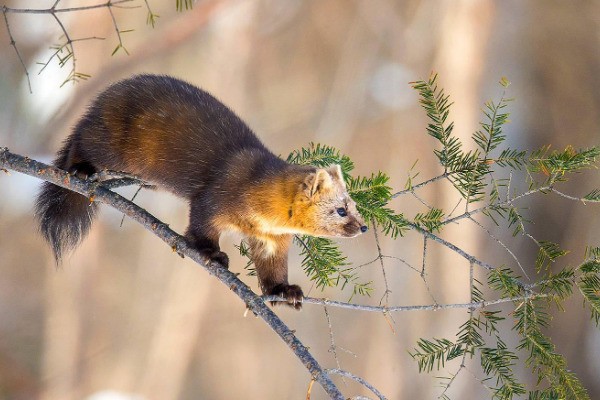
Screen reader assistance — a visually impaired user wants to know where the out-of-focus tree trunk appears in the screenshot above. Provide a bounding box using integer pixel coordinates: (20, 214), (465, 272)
(523, 1), (600, 397)
(407, 2), (495, 399)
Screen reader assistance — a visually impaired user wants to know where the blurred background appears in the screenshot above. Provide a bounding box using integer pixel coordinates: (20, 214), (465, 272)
(1, 0), (600, 399)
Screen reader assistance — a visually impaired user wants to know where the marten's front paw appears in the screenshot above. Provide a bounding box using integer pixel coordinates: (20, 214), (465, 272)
(208, 250), (229, 268)
(269, 284), (304, 310)
(198, 248), (229, 268)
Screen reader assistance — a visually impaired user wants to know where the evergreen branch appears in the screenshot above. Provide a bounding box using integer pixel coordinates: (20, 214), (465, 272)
(473, 79), (511, 159)
(294, 235), (351, 289)
(480, 341), (526, 399)
(410, 73), (458, 172)
(488, 268), (524, 297)
(457, 272), (485, 355)
(347, 173), (409, 238)
(176, 0), (194, 12)
(409, 338), (464, 373)
(293, 236), (372, 297)
(582, 189), (600, 202)
(513, 299), (588, 399)
(286, 142), (354, 176)
(413, 208), (445, 232)
(520, 331), (589, 400)
(535, 241), (569, 273)
(539, 268), (575, 304)
(528, 389), (560, 400)
(578, 272), (600, 326)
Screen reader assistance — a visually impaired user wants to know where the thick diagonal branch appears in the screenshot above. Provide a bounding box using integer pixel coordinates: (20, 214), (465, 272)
(0, 148), (345, 400)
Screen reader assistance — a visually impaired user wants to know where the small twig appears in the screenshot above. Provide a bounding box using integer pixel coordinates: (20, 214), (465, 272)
(420, 236), (437, 304)
(410, 190), (434, 209)
(89, 169), (145, 182)
(107, 0), (130, 55)
(306, 379), (316, 400)
(120, 184), (145, 227)
(438, 359), (466, 399)
(324, 307), (349, 386)
(38, 36), (105, 76)
(468, 216), (530, 280)
(2, 6), (32, 93)
(438, 261), (473, 398)
(3, 0), (134, 15)
(4, 0), (136, 89)
(551, 187), (599, 203)
(421, 236), (428, 277)
(371, 220), (391, 306)
(408, 222), (498, 273)
(326, 369), (388, 400)
(446, 197), (463, 219)
(441, 186), (551, 226)
(392, 172), (450, 198)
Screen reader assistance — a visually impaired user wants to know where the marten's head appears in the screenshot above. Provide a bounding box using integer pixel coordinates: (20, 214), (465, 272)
(293, 165), (367, 238)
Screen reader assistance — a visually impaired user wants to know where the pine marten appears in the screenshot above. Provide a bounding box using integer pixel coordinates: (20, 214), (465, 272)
(35, 74), (367, 309)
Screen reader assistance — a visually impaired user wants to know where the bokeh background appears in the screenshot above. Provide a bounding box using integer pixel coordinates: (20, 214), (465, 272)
(1, 1), (600, 399)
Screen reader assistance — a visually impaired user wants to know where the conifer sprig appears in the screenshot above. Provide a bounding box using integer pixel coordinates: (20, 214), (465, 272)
(406, 75), (600, 399)
(282, 144), (406, 294)
(286, 142), (354, 176)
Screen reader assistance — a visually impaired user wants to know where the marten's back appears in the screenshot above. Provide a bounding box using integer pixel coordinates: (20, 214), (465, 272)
(71, 74), (277, 197)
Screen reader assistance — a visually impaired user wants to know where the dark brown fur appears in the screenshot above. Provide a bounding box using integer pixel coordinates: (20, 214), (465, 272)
(35, 74), (367, 308)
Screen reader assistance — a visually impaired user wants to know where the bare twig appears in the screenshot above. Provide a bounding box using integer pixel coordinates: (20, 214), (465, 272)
(468, 216), (530, 280)
(107, 0), (130, 55)
(3, 0), (136, 89)
(441, 186), (551, 226)
(2, 6), (32, 92)
(324, 306), (353, 386)
(263, 293), (548, 313)
(551, 187), (600, 203)
(420, 236), (437, 304)
(371, 220), (391, 306)
(392, 172), (450, 198)
(3, 0), (134, 15)
(326, 369), (388, 400)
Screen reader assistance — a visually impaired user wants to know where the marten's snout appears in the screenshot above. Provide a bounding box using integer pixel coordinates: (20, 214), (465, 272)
(344, 218), (368, 237)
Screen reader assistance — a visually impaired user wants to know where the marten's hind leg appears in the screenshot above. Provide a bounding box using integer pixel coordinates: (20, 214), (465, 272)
(63, 122), (99, 179)
(186, 194), (229, 267)
(249, 235), (303, 310)
(68, 161), (97, 179)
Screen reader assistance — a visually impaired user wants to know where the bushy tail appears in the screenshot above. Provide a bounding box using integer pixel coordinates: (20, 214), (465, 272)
(34, 144), (98, 263)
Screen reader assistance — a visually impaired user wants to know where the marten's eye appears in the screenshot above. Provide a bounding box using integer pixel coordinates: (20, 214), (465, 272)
(336, 208), (347, 217)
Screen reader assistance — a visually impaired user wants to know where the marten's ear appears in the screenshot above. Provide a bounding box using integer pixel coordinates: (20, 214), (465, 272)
(304, 169), (332, 198)
(328, 164), (345, 186)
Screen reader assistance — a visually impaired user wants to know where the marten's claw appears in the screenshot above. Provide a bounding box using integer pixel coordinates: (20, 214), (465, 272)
(209, 250), (229, 268)
(270, 284), (304, 310)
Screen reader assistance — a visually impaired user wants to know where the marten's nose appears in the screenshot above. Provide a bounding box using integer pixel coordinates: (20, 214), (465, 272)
(360, 225), (368, 233)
